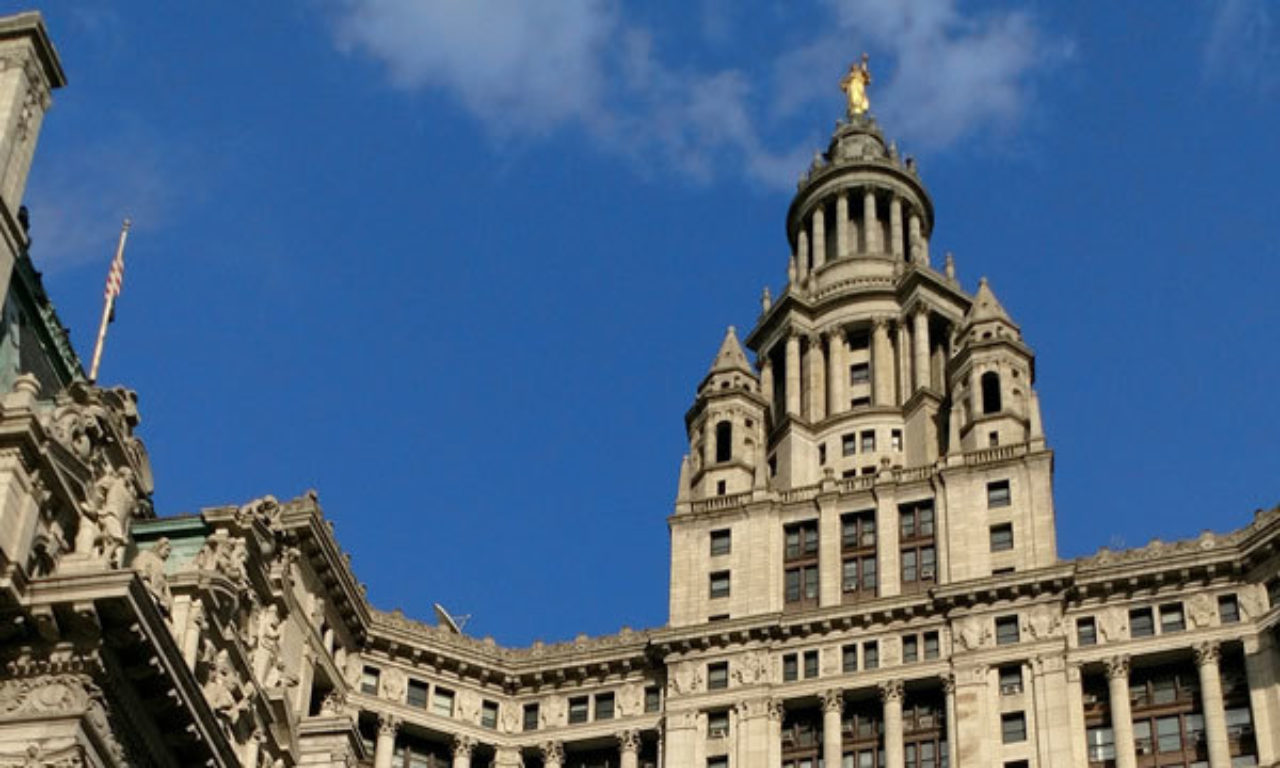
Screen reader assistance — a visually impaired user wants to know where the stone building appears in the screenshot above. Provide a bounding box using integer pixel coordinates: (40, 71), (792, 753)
(0, 10), (1276, 768)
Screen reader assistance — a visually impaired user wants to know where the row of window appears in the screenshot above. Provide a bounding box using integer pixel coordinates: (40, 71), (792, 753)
(836, 428), (903, 458)
(1075, 595), (1240, 647)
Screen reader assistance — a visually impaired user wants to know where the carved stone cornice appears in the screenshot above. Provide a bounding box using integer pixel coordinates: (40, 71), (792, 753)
(377, 712), (401, 737)
(820, 688), (844, 713)
(617, 729), (641, 754)
(1193, 641), (1220, 668)
(453, 734), (477, 759)
(1104, 655), (1130, 681)
(877, 679), (903, 702)
(540, 740), (564, 762)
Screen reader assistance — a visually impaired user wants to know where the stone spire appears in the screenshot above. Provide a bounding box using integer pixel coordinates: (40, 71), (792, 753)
(965, 278), (1012, 324)
(706, 326), (753, 378)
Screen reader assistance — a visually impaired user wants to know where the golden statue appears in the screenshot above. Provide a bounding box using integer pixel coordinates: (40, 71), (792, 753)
(840, 53), (872, 117)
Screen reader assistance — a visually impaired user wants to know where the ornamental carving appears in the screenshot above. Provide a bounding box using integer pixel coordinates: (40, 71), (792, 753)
(1097, 608), (1127, 643)
(190, 530), (250, 587)
(540, 696), (566, 729)
(380, 667), (406, 703)
(74, 465), (141, 568)
(457, 689), (481, 724)
(377, 714), (401, 737)
(249, 604), (284, 687)
(669, 661), (703, 696)
(235, 494), (284, 531)
(617, 729), (641, 754)
(952, 615), (990, 651)
(1023, 603), (1062, 640)
(1193, 642), (1220, 667)
(452, 735), (476, 758)
(617, 681), (645, 717)
(0, 744), (86, 767)
(820, 688), (844, 713)
(500, 701), (522, 734)
(1104, 655), (1130, 680)
(877, 679), (904, 702)
(540, 741), (565, 763)
(731, 650), (771, 686)
(202, 649), (249, 735)
(0, 673), (96, 716)
(1186, 593), (1216, 629)
(1239, 585), (1267, 620)
(131, 537), (173, 618)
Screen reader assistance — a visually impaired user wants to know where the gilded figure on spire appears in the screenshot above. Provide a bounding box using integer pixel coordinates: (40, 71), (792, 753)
(840, 53), (871, 117)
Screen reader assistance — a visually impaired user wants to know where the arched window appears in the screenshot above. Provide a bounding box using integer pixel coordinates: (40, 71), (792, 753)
(715, 420), (732, 463)
(981, 371), (1002, 415)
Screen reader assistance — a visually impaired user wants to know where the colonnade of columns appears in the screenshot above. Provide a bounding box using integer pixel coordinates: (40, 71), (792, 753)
(372, 715), (645, 768)
(762, 307), (937, 423)
(790, 187), (930, 283)
(810, 678), (949, 768)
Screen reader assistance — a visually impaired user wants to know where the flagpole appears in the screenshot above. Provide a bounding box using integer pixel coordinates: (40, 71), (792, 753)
(88, 219), (130, 383)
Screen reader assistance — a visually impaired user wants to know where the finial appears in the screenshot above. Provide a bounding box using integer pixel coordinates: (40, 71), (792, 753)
(945, 251), (956, 281)
(761, 286), (773, 313)
(840, 53), (872, 117)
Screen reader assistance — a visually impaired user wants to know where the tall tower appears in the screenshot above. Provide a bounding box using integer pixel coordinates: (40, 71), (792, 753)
(669, 62), (1056, 626)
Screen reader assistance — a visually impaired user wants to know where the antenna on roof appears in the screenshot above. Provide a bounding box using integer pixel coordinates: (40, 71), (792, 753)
(433, 602), (471, 635)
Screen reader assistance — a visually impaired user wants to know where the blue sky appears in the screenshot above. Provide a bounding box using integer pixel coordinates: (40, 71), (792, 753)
(21, 1), (1280, 645)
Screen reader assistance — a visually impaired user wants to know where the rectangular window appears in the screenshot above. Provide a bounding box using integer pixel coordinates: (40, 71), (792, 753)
(987, 480), (1012, 508)
(1001, 713), (1027, 743)
(523, 703), (539, 731)
(432, 688), (455, 718)
(785, 565), (819, 603)
(902, 635), (919, 663)
(1076, 617), (1097, 646)
(1086, 726), (1115, 762)
(842, 644), (858, 673)
(899, 500), (935, 539)
(568, 696), (589, 724)
(850, 396), (871, 408)
(644, 686), (661, 713)
(1130, 607), (1154, 637)
(891, 429), (902, 451)
(708, 710), (730, 738)
(819, 443), (827, 465)
(999, 665), (1023, 695)
(1218, 594), (1240, 624)
(901, 545), (935, 584)
(709, 570), (731, 599)
(481, 700), (499, 729)
(849, 362), (871, 384)
(594, 693), (615, 721)
(995, 615), (1020, 645)
(708, 758), (729, 768)
(784, 521), (819, 559)
(407, 679), (429, 709)
(923, 631), (939, 660)
(360, 667), (380, 696)
(990, 523), (1014, 552)
(861, 430), (876, 453)
(710, 529), (732, 556)
(1159, 603), (1185, 633)
(863, 641), (879, 670)
(708, 613), (730, 622)
(842, 511), (877, 548)
(708, 662), (729, 690)
(783, 653), (799, 682)
(842, 433), (858, 456)
(803, 650), (819, 679)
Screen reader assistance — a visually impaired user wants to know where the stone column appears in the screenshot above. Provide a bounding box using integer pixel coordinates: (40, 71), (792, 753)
(1195, 643), (1231, 768)
(374, 714), (399, 768)
(767, 698), (784, 768)
(836, 192), (850, 259)
(872, 317), (893, 406)
(493, 747), (523, 768)
(908, 214), (923, 265)
(452, 734), (476, 768)
(785, 334), (802, 416)
(618, 729), (641, 768)
(242, 729), (263, 768)
(889, 196), (904, 259)
(181, 598), (205, 669)
(821, 689), (844, 768)
(760, 356), (774, 421)
(1106, 656), (1137, 768)
(541, 740), (565, 768)
(702, 419), (716, 467)
(880, 680), (905, 768)
(1244, 632), (1278, 765)
(912, 306), (931, 393)
(797, 230), (810, 280)
(942, 674), (958, 768)
(827, 327), (846, 417)
(895, 323), (909, 405)
(812, 205), (826, 271)
(807, 334), (826, 422)
(863, 189), (879, 254)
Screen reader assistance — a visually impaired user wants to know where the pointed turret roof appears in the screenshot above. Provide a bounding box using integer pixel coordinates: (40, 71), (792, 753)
(966, 278), (1011, 324)
(707, 326), (754, 377)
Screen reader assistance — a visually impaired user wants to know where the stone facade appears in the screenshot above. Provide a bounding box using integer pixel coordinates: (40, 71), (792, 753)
(0, 11), (1276, 768)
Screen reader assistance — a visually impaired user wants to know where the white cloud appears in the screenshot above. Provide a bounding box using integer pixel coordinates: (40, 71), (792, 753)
(330, 0), (1058, 187)
(1203, 0), (1278, 96)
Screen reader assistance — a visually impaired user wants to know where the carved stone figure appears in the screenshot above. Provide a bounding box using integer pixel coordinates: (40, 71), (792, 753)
(1097, 608), (1127, 643)
(250, 604), (282, 685)
(1024, 603), (1062, 640)
(540, 696), (566, 729)
(236, 494), (283, 530)
(202, 649), (245, 735)
(1186, 593), (1215, 629)
(840, 53), (872, 116)
(77, 466), (138, 567)
(380, 667), (406, 703)
(617, 681), (645, 717)
(131, 537), (172, 617)
(669, 660), (703, 695)
(953, 615), (991, 651)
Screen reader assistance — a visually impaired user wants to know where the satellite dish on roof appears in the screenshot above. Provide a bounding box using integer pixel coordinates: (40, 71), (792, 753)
(433, 602), (470, 635)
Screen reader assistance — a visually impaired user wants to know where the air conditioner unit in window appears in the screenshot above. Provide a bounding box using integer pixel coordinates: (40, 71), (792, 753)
(709, 727), (729, 739)
(1083, 693), (1098, 704)
(1137, 745), (1151, 755)
(920, 567), (935, 580)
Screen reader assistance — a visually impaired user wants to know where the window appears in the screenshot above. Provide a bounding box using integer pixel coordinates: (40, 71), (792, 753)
(901, 545), (936, 585)
(863, 641), (879, 670)
(783, 653), (799, 682)
(710, 529), (732, 556)
(407, 679), (428, 709)
(850, 362), (870, 384)
(990, 523), (1014, 552)
(708, 758), (729, 768)
(891, 429), (903, 451)
(523, 703), (539, 731)
(995, 615), (1020, 645)
(803, 650), (819, 679)
(850, 396), (871, 408)
(987, 480), (1011, 508)
(709, 613), (730, 622)
(842, 511), (877, 548)
(819, 443), (827, 465)
(842, 644), (858, 673)
(842, 557), (877, 596)
(594, 692), (615, 721)
(785, 520), (819, 606)
(989, 431), (999, 447)
(644, 686), (661, 713)
(710, 571), (731, 599)
(716, 480), (726, 496)
(1159, 603), (1185, 633)
(1001, 713), (1026, 743)
(715, 420), (732, 463)
(902, 635), (919, 663)
(708, 662), (729, 690)
(432, 688), (455, 718)
(785, 565), (819, 604)
(842, 433), (858, 456)
(982, 371), (1002, 414)
(360, 667), (380, 695)
(861, 430), (876, 452)
(568, 696), (589, 724)
(1219, 594), (1240, 624)
(708, 709), (730, 738)
(1076, 617), (1097, 646)
(999, 666), (1023, 695)
(481, 700), (499, 729)
(1086, 726), (1115, 762)
(923, 631), (939, 660)
(900, 500), (935, 538)
(785, 521), (819, 559)
(1130, 607), (1154, 637)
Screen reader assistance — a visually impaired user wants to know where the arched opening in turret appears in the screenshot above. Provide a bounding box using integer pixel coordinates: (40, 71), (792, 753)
(715, 420), (732, 463)
(981, 371), (1002, 415)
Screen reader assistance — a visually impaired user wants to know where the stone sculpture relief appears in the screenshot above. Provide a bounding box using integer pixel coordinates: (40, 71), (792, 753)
(953, 615), (991, 651)
(131, 537), (172, 618)
(669, 661), (703, 695)
(1097, 608), (1127, 643)
(1186, 593), (1216, 629)
(1023, 603), (1062, 640)
(731, 649), (771, 686)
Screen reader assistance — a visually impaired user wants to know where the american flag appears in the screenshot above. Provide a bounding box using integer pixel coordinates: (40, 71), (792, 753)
(104, 219), (130, 317)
